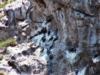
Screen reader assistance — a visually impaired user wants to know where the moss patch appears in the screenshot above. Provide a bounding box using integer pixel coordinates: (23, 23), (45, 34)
(0, 0), (14, 18)
(0, 38), (17, 48)
(0, 0), (14, 8)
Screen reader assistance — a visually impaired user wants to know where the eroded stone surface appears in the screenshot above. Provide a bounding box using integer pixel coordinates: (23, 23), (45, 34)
(0, 0), (100, 75)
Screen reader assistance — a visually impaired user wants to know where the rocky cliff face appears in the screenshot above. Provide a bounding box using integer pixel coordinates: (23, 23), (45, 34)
(30, 0), (100, 75)
(0, 0), (100, 75)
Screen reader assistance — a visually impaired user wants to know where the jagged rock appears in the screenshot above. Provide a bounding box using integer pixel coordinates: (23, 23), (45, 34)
(0, 0), (33, 38)
(0, 42), (47, 74)
(4, 0), (32, 20)
(0, 0), (100, 75)
(0, 48), (6, 55)
(0, 30), (9, 40)
(0, 16), (10, 40)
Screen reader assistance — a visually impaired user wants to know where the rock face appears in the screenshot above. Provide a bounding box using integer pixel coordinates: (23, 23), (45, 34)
(0, 0), (100, 75)
(29, 0), (100, 75)
(0, 16), (9, 40)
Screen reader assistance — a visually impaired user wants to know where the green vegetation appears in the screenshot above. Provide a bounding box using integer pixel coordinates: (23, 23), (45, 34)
(0, 38), (17, 48)
(0, 0), (14, 8)
(0, 0), (14, 18)
(0, 0), (17, 48)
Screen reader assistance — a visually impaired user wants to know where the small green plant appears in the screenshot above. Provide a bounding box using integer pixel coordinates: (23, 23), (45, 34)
(0, 0), (14, 19)
(0, 38), (17, 48)
(0, 1), (7, 8)
(0, 0), (14, 8)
